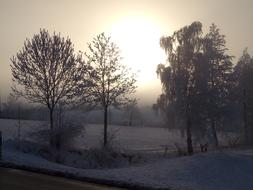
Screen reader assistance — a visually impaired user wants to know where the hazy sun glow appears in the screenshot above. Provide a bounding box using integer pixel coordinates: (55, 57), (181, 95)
(109, 16), (166, 86)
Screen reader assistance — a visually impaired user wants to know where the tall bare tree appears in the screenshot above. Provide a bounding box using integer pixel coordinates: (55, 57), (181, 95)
(85, 33), (137, 147)
(11, 29), (90, 149)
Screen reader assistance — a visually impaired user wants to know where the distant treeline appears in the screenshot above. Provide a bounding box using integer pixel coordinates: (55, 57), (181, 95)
(0, 95), (164, 127)
(0, 97), (48, 121)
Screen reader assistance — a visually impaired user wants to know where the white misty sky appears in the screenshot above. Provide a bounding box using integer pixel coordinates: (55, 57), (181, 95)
(0, 0), (253, 105)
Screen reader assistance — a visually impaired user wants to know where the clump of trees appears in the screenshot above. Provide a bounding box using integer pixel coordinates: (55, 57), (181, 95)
(155, 21), (253, 154)
(10, 30), (137, 155)
(10, 23), (253, 159)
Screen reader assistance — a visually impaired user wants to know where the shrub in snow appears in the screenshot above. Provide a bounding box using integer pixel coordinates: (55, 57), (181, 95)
(54, 110), (85, 151)
(29, 110), (85, 151)
(174, 143), (187, 156)
(85, 147), (129, 168)
(98, 127), (120, 150)
(3, 139), (51, 159)
(221, 132), (243, 148)
(57, 147), (130, 169)
(27, 110), (85, 162)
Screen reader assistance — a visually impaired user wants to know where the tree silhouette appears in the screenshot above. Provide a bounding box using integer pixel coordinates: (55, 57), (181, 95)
(158, 21), (203, 155)
(233, 49), (253, 143)
(202, 24), (233, 146)
(157, 22), (234, 152)
(124, 98), (138, 126)
(11, 29), (90, 150)
(85, 33), (137, 147)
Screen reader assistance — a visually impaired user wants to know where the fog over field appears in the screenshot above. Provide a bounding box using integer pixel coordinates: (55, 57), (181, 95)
(0, 119), (240, 153)
(1, 1), (253, 190)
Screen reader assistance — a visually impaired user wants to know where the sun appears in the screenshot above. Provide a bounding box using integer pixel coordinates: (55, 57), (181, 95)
(108, 16), (166, 86)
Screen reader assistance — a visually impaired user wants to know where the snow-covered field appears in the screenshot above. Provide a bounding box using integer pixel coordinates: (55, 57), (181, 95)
(0, 118), (240, 153)
(0, 118), (183, 152)
(1, 118), (252, 190)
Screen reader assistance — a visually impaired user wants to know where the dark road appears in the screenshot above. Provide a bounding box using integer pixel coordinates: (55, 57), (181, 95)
(0, 168), (125, 190)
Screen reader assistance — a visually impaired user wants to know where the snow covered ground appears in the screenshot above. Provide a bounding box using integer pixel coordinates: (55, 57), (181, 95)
(1, 118), (252, 190)
(0, 118), (237, 153)
(0, 118), (184, 151)
(2, 145), (253, 190)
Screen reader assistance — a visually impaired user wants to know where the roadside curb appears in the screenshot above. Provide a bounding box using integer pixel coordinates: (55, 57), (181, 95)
(0, 161), (171, 190)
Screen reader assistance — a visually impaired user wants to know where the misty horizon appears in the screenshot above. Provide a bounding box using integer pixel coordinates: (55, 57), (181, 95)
(1, 0), (253, 106)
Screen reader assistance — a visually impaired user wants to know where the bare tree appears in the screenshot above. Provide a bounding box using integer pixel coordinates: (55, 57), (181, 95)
(11, 29), (90, 150)
(85, 33), (137, 147)
(124, 98), (140, 126)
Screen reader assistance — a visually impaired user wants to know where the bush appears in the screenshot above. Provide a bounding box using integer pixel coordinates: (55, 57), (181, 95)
(59, 147), (130, 169)
(85, 148), (128, 168)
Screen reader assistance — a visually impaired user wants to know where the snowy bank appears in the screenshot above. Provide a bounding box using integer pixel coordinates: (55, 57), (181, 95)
(1, 146), (253, 190)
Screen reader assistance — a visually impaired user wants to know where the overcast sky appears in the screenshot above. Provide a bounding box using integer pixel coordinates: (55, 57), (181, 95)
(1, 0), (253, 104)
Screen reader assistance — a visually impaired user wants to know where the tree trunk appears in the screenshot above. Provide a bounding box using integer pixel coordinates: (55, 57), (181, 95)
(55, 105), (62, 151)
(17, 104), (21, 150)
(186, 117), (193, 155)
(103, 106), (108, 147)
(211, 118), (219, 147)
(49, 108), (54, 148)
(243, 89), (249, 144)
